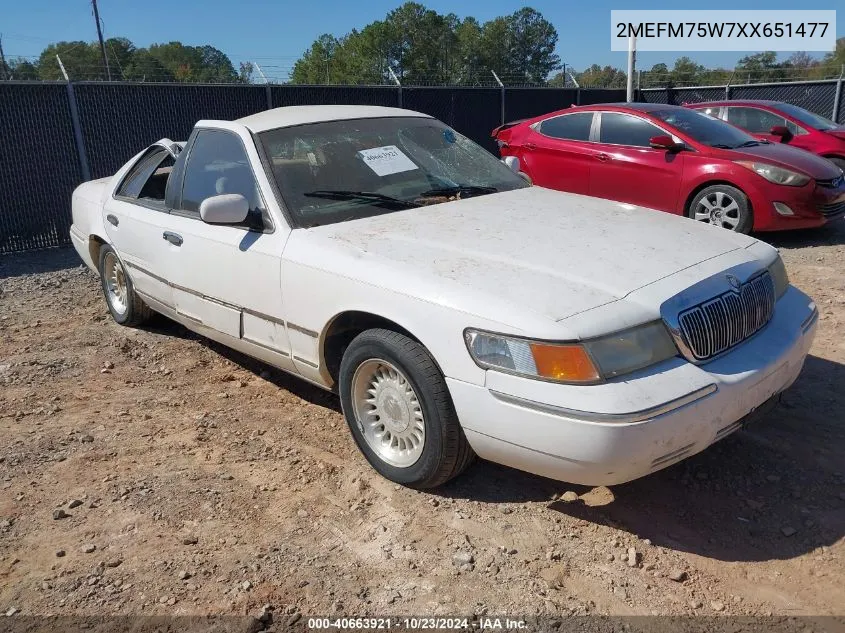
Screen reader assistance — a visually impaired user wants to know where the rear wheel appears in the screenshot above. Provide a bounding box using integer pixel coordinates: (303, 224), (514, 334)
(687, 184), (752, 233)
(338, 328), (474, 489)
(828, 157), (845, 173)
(98, 244), (152, 326)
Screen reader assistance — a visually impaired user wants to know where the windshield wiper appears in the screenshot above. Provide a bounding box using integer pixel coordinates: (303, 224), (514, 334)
(709, 143), (737, 149)
(303, 190), (420, 208)
(736, 140), (764, 148)
(418, 185), (498, 198)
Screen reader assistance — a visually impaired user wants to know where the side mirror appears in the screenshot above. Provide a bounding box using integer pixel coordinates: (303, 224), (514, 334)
(199, 194), (249, 225)
(769, 125), (792, 143)
(649, 135), (682, 151)
(502, 156), (521, 174)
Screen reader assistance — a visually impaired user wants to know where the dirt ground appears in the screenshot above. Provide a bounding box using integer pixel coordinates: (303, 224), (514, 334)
(1, 221), (844, 622)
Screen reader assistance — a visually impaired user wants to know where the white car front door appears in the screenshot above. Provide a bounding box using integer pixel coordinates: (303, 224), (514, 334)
(156, 126), (296, 373)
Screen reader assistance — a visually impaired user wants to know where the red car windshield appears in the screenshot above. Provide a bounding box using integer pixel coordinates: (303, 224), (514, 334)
(775, 103), (840, 131)
(651, 108), (761, 149)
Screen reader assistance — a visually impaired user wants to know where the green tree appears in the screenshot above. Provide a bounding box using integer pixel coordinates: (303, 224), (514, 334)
(122, 49), (173, 82)
(670, 56), (705, 86)
(37, 41), (103, 80)
(145, 42), (236, 82)
(290, 34), (345, 84)
(503, 8), (560, 83)
(452, 17), (483, 82)
(819, 37), (845, 78)
(238, 61), (255, 84)
(289, 3), (560, 86)
(104, 37), (136, 79)
(8, 59), (40, 80)
(735, 51), (784, 83)
(575, 64), (626, 88)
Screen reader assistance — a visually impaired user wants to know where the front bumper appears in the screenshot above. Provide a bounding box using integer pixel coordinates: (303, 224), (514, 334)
(751, 178), (845, 231)
(449, 286), (818, 486)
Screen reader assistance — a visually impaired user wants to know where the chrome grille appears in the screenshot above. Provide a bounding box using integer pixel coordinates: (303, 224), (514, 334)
(678, 272), (775, 361)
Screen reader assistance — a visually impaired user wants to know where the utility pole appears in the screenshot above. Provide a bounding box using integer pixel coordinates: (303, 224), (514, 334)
(91, 0), (111, 80)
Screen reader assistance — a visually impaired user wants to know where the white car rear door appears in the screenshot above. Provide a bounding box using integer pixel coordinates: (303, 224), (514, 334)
(103, 146), (176, 308)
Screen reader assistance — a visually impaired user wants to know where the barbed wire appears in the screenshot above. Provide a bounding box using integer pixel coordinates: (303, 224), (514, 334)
(4, 54), (844, 88)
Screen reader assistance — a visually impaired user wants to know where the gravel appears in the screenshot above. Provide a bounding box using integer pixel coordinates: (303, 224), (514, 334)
(1, 241), (844, 617)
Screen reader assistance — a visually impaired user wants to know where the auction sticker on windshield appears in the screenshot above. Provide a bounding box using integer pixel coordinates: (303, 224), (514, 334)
(358, 145), (419, 176)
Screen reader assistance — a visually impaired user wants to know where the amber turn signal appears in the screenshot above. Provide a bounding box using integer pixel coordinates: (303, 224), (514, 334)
(529, 343), (601, 383)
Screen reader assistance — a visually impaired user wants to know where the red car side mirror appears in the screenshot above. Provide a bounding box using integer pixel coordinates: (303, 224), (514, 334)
(649, 135), (682, 151)
(769, 125), (793, 143)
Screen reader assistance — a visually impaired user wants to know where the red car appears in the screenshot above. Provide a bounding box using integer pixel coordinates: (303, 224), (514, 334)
(493, 103), (845, 232)
(689, 100), (845, 172)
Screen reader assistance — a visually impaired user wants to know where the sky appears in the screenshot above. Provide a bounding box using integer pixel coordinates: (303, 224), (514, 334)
(0, 0), (842, 78)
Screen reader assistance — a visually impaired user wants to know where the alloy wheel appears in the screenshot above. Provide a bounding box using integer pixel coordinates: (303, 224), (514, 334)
(103, 251), (128, 315)
(350, 358), (425, 468)
(693, 191), (741, 230)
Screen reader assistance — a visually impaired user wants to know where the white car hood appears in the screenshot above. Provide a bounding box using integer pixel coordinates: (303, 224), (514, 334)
(309, 187), (756, 322)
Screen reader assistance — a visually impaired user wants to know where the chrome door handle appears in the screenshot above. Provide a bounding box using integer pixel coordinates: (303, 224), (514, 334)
(106, 214), (119, 227)
(162, 231), (183, 246)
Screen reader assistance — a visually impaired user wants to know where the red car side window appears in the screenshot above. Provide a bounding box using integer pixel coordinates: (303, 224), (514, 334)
(538, 113), (594, 141)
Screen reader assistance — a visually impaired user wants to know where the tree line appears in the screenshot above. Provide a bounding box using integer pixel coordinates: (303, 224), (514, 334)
(576, 47), (845, 89)
(289, 2), (560, 85)
(0, 38), (252, 83)
(2, 2), (843, 88)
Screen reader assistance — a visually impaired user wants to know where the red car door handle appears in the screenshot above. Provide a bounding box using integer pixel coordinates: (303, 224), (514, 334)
(596, 153), (611, 162)
(524, 142), (537, 150)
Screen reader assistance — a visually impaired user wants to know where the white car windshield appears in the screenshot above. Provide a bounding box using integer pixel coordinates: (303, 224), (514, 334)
(258, 116), (529, 227)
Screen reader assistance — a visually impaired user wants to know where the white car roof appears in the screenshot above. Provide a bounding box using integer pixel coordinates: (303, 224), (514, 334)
(236, 105), (432, 133)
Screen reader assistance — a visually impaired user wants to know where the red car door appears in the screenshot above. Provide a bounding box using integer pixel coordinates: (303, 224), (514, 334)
(587, 112), (684, 213)
(517, 111), (596, 195)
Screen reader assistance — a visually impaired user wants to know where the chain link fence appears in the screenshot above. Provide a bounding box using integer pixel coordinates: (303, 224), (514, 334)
(74, 83), (269, 179)
(0, 83), (83, 253)
(640, 79), (844, 124)
(0, 82), (672, 253)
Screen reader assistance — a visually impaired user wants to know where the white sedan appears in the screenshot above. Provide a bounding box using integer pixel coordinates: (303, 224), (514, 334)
(70, 105), (818, 489)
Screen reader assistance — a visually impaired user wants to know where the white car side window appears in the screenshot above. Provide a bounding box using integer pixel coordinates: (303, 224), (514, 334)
(180, 130), (267, 227)
(115, 149), (173, 205)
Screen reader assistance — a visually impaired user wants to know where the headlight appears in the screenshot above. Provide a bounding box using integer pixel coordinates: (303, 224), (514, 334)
(583, 321), (679, 379)
(464, 322), (677, 384)
(735, 161), (810, 187)
(768, 253), (789, 299)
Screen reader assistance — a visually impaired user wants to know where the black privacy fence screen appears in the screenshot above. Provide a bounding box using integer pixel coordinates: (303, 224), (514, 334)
(640, 79), (845, 124)
(3, 77), (844, 254)
(0, 81), (625, 253)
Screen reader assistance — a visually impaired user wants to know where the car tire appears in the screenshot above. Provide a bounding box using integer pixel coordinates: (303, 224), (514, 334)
(687, 184), (753, 233)
(828, 157), (845, 173)
(98, 244), (152, 326)
(338, 328), (475, 489)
